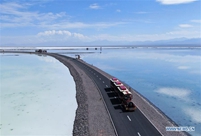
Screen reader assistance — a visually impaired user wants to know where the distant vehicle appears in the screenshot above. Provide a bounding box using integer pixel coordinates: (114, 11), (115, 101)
(110, 77), (136, 111)
(35, 49), (47, 53)
(35, 49), (42, 53)
(123, 101), (136, 111)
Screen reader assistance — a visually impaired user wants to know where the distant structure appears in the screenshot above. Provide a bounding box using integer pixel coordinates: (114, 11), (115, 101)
(100, 47), (102, 53)
(75, 55), (80, 59)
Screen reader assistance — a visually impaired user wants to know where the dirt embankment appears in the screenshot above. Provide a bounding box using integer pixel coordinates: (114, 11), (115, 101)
(49, 54), (115, 136)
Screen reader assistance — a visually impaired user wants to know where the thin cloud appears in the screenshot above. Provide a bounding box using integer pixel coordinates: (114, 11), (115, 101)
(37, 30), (88, 40)
(191, 19), (201, 23)
(37, 30), (72, 36)
(134, 11), (148, 14)
(179, 24), (193, 28)
(116, 9), (121, 12)
(0, 2), (25, 13)
(177, 66), (190, 69)
(89, 3), (100, 9)
(156, 0), (197, 5)
(0, 2), (68, 28)
(38, 21), (126, 30)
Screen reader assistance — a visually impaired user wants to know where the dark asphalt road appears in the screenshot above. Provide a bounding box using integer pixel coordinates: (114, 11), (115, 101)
(53, 54), (162, 136)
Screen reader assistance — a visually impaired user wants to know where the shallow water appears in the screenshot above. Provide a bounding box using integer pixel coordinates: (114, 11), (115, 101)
(0, 53), (77, 135)
(79, 48), (201, 136)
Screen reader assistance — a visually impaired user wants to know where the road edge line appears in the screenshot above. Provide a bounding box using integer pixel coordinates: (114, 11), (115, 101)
(85, 70), (119, 136)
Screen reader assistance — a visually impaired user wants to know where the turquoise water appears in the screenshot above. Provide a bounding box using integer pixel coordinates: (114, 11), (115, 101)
(0, 53), (77, 135)
(79, 48), (201, 136)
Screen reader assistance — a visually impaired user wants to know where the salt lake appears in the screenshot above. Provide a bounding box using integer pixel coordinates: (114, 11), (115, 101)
(0, 53), (77, 136)
(1, 47), (201, 136)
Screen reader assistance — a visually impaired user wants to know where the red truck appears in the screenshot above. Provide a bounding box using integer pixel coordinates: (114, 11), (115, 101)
(110, 78), (136, 111)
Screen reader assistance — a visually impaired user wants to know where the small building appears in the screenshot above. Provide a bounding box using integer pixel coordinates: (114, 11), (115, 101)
(75, 55), (80, 59)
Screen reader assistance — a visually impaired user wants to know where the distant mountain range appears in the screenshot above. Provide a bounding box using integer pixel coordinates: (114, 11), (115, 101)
(1, 37), (200, 47)
(129, 37), (201, 46)
(83, 37), (201, 47)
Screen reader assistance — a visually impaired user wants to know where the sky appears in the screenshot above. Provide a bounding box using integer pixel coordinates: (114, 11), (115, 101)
(0, 0), (201, 46)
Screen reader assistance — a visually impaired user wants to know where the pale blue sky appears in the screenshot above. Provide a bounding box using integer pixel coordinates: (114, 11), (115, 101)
(0, 0), (200, 46)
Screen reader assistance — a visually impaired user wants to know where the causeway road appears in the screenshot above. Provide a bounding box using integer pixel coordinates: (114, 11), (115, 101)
(50, 54), (162, 136)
